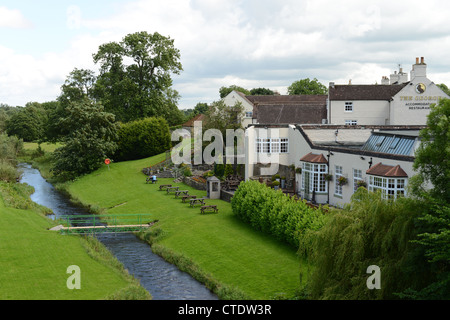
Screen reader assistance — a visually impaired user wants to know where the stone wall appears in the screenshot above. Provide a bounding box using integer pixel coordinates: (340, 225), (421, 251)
(182, 176), (206, 191)
(220, 190), (234, 203)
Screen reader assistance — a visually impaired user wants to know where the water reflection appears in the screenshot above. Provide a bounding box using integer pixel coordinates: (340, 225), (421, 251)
(18, 163), (218, 300)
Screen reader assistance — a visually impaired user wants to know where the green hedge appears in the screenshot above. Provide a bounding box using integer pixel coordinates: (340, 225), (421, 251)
(114, 117), (171, 161)
(231, 180), (328, 248)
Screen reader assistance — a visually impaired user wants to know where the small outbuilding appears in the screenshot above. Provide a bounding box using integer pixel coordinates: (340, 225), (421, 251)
(206, 176), (221, 199)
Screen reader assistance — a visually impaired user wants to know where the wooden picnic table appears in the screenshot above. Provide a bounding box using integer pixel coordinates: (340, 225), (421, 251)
(159, 184), (172, 190)
(182, 195), (197, 203)
(200, 205), (218, 214)
(166, 186), (180, 194)
(190, 197), (206, 207)
(174, 190), (189, 198)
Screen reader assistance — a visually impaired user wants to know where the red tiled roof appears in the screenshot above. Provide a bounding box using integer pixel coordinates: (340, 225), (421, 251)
(182, 113), (205, 127)
(366, 163), (408, 177)
(300, 152), (328, 164)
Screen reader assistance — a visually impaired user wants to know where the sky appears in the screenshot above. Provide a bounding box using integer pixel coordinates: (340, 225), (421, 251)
(2, 0), (450, 110)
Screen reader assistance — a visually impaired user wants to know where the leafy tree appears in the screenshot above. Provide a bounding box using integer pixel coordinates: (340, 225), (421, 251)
(58, 68), (97, 105)
(51, 98), (118, 179)
(93, 31), (183, 124)
(219, 85), (251, 98)
(0, 104), (20, 133)
(5, 103), (47, 142)
(405, 98), (450, 299)
(437, 83), (450, 96)
(250, 87), (275, 95)
(204, 100), (244, 137)
(287, 78), (328, 95)
(411, 98), (450, 203)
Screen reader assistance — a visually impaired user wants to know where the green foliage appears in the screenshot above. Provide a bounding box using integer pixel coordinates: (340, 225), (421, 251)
(231, 180), (328, 248)
(224, 163), (234, 177)
(93, 31), (184, 124)
(287, 78), (328, 95)
(249, 87), (275, 95)
(0, 161), (18, 183)
(114, 117), (171, 161)
(183, 166), (192, 177)
(219, 85), (251, 98)
(5, 103), (48, 142)
(204, 100), (244, 137)
(50, 99), (118, 180)
(412, 98), (450, 203)
(299, 189), (425, 300)
(0, 134), (23, 181)
(405, 99), (450, 299)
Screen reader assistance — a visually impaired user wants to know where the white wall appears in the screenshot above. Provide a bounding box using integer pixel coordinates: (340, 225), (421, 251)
(390, 77), (449, 125)
(223, 91), (254, 128)
(330, 100), (390, 125)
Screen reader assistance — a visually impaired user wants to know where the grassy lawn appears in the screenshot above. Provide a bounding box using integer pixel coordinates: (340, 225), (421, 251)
(65, 154), (306, 299)
(0, 195), (149, 300)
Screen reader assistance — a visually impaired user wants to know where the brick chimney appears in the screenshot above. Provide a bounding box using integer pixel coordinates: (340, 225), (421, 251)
(411, 57), (427, 79)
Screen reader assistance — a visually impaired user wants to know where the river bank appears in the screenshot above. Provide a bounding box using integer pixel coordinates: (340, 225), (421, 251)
(0, 177), (150, 300)
(17, 162), (219, 300)
(23, 144), (305, 300)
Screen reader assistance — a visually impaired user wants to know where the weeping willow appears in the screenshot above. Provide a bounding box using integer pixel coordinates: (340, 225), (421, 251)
(299, 188), (425, 300)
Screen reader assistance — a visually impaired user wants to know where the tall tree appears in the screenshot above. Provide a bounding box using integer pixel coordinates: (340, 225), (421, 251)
(51, 98), (118, 179)
(287, 78), (328, 95)
(93, 31), (183, 124)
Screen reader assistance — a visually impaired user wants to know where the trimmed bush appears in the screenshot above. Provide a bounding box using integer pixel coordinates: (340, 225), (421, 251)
(231, 180), (328, 248)
(114, 117), (171, 161)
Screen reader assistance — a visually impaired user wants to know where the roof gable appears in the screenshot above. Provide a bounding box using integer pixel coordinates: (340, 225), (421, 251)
(300, 152), (328, 164)
(366, 163), (408, 177)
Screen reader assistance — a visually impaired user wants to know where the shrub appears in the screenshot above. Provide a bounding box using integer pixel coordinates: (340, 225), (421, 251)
(114, 117), (171, 161)
(231, 180), (328, 248)
(183, 166), (192, 177)
(0, 161), (18, 182)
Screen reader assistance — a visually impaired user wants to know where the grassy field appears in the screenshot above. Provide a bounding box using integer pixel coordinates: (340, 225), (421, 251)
(0, 190), (150, 300)
(63, 154), (307, 299)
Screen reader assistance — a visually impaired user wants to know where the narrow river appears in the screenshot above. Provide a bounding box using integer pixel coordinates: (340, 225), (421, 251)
(18, 163), (218, 300)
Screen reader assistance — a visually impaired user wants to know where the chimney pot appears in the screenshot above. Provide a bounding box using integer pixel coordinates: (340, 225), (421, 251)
(416, 57), (419, 64)
(421, 57), (424, 64)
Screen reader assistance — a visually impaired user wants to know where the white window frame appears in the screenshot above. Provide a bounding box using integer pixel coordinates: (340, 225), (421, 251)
(245, 111), (253, 118)
(345, 120), (358, 126)
(353, 169), (363, 193)
(368, 176), (407, 199)
(301, 162), (328, 193)
(345, 102), (353, 112)
(256, 138), (289, 154)
(334, 165), (343, 196)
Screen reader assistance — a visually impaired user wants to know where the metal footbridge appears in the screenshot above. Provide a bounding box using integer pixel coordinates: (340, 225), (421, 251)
(59, 214), (154, 235)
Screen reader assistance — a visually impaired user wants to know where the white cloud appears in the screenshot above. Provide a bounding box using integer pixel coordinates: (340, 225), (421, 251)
(0, 6), (31, 29)
(2, 0), (450, 108)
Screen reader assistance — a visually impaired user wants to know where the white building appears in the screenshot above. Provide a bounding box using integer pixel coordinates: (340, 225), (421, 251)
(244, 124), (425, 207)
(328, 57), (449, 126)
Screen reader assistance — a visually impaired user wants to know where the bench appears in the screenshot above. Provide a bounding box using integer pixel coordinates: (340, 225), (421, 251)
(159, 184), (172, 190)
(182, 195), (197, 203)
(190, 197), (206, 207)
(166, 186), (180, 194)
(200, 205), (218, 214)
(174, 190), (189, 198)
